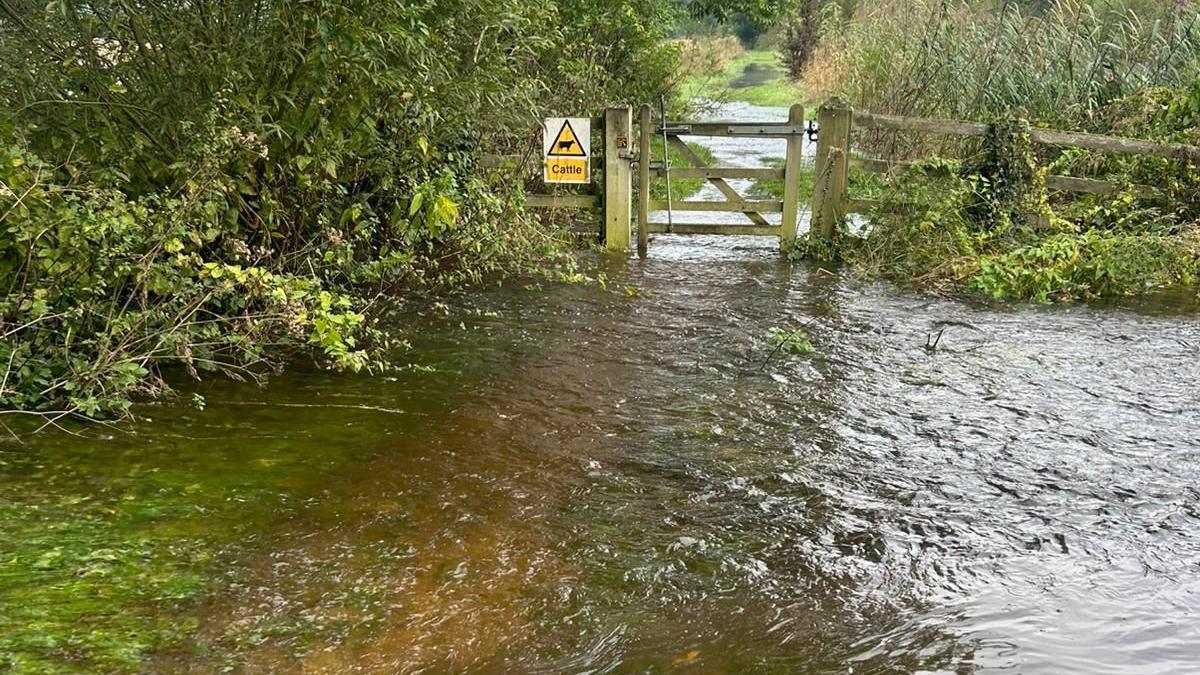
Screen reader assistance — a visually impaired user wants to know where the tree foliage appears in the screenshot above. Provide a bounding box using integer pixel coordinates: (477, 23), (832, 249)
(0, 0), (681, 421)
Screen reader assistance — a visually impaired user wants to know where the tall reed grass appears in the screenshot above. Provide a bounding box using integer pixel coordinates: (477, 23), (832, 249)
(805, 0), (1200, 132)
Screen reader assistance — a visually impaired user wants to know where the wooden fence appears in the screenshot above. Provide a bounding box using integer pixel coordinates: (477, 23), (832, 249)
(809, 99), (1200, 237)
(483, 101), (1200, 257)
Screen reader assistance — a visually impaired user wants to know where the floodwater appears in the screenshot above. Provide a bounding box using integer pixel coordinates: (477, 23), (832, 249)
(4, 102), (1200, 674)
(729, 63), (784, 90)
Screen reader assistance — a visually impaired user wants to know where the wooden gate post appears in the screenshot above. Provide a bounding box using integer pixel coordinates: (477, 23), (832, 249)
(811, 98), (851, 241)
(780, 103), (805, 254)
(637, 104), (652, 258)
(604, 106), (633, 252)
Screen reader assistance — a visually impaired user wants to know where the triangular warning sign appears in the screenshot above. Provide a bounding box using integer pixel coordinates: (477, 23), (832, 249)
(547, 120), (587, 157)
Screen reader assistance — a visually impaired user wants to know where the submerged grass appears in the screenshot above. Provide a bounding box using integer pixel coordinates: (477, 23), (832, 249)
(0, 394), (398, 673)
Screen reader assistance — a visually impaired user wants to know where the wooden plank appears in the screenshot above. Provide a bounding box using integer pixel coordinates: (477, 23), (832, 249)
(651, 167), (784, 179)
(1030, 129), (1200, 162)
(850, 156), (913, 173)
(604, 107), (632, 252)
(658, 122), (805, 137)
(1044, 175), (1157, 195)
(725, 125), (807, 136)
(780, 103), (804, 252)
(852, 111), (988, 137)
(853, 111), (1200, 161)
(645, 222), (782, 236)
(526, 194), (599, 209)
(666, 135), (772, 227)
(638, 104), (652, 259)
(647, 199), (783, 213)
(850, 157), (1158, 196)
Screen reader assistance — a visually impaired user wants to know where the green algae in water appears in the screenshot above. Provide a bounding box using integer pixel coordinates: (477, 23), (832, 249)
(0, 395), (418, 673)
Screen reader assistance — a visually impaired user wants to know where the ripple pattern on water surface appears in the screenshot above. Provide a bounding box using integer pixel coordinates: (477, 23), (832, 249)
(142, 233), (1200, 674)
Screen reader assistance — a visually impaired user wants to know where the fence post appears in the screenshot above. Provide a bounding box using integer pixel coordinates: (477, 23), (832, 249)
(811, 98), (851, 241)
(637, 104), (652, 259)
(604, 106), (633, 253)
(780, 103), (805, 254)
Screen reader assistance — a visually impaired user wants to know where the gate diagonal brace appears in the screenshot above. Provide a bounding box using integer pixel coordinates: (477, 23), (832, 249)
(666, 135), (771, 228)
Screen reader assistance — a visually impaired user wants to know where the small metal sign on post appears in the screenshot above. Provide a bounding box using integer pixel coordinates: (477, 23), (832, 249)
(543, 117), (590, 184)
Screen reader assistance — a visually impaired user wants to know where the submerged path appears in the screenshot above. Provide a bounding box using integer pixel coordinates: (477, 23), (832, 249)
(171, 247), (1199, 673)
(2, 103), (1199, 674)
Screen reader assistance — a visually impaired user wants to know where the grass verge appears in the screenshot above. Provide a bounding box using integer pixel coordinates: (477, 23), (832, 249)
(648, 142), (716, 201)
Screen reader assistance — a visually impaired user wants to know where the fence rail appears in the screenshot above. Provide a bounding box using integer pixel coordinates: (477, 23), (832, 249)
(814, 102), (1200, 225)
(851, 110), (1200, 161)
(644, 223), (781, 236)
(646, 199), (783, 213)
(650, 167), (784, 180)
(525, 194), (599, 209)
(847, 156), (1158, 197)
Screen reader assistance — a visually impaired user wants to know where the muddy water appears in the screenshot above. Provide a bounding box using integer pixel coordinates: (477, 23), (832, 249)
(153, 252), (1199, 674)
(7, 104), (1200, 674)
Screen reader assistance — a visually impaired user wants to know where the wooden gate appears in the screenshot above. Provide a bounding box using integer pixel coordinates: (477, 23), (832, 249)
(482, 104), (830, 258)
(633, 103), (808, 258)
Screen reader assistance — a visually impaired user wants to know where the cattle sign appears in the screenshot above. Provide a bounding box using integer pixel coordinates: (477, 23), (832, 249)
(543, 117), (590, 184)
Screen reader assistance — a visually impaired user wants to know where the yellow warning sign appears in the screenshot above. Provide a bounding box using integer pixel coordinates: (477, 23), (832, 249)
(547, 120), (586, 157)
(545, 157), (588, 182)
(543, 117), (590, 183)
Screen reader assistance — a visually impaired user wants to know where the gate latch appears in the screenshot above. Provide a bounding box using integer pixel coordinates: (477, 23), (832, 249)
(806, 119), (819, 142)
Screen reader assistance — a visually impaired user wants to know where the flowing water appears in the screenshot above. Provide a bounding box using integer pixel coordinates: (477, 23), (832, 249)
(3, 103), (1200, 674)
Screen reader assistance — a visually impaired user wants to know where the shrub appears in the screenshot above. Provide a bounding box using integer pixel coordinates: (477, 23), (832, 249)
(0, 0), (681, 421)
(0, 144), (377, 417)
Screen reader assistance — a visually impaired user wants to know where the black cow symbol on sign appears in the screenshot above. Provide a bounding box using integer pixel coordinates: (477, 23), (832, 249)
(547, 120), (587, 157)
